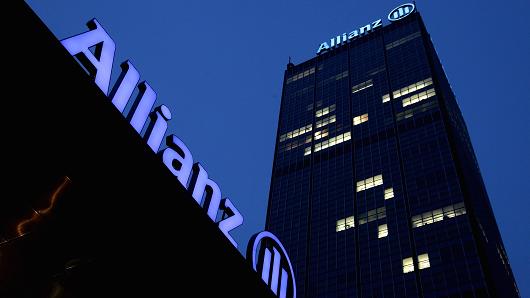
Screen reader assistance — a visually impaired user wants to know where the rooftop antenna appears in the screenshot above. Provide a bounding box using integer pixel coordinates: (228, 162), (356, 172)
(287, 56), (294, 69)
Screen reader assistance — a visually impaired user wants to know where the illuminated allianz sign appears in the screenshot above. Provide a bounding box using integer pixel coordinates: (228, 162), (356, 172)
(316, 3), (415, 54)
(61, 19), (296, 297)
(388, 3), (416, 22)
(247, 231), (296, 298)
(61, 19), (244, 247)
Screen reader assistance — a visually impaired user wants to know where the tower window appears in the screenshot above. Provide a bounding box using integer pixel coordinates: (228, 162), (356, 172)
(353, 113), (369, 126)
(356, 174), (384, 192)
(403, 257), (414, 273)
(418, 253), (430, 270)
(384, 188), (394, 200)
(378, 224), (388, 238)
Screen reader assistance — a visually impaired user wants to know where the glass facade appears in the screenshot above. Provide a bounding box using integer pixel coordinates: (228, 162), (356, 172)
(266, 11), (520, 298)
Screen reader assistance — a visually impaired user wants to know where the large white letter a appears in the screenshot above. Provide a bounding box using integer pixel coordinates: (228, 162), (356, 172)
(61, 19), (115, 95)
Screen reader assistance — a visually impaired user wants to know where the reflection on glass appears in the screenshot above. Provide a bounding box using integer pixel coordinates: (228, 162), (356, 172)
(16, 176), (71, 236)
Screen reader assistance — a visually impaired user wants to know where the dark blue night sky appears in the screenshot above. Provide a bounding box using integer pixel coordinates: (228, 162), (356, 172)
(26, 0), (529, 295)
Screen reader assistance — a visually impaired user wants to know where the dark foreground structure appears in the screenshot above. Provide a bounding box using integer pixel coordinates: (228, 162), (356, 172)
(0, 2), (273, 297)
(266, 6), (520, 298)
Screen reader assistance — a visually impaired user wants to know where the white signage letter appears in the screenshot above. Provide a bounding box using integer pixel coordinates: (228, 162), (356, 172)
(188, 163), (222, 221)
(372, 19), (383, 29)
(218, 198), (243, 247)
(317, 42), (330, 54)
(359, 24), (371, 35)
(145, 105), (172, 152)
(126, 82), (157, 134)
(60, 19), (115, 95)
(108, 60), (140, 113)
(348, 30), (359, 40)
(161, 135), (193, 187)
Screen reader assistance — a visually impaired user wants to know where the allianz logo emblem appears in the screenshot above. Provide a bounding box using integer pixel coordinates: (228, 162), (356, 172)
(388, 3), (416, 21)
(247, 231), (297, 298)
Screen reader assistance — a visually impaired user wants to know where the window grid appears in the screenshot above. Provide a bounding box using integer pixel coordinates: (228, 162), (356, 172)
(336, 216), (355, 232)
(313, 132), (351, 153)
(402, 253), (431, 274)
(314, 128), (329, 141)
(411, 202), (466, 228)
(353, 113), (369, 126)
(402, 88), (436, 107)
(336, 207), (386, 233)
(315, 104), (336, 118)
(358, 207), (386, 225)
(393, 77), (433, 99)
(403, 257), (414, 273)
(396, 100), (438, 121)
(315, 115), (337, 129)
(286, 67), (315, 84)
(382, 77), (433, 103)
(386, 31), (422, 50)
(418, 253), (431, 270)
(356, 174), (384, 192)
(351, 79), (373, 94)
(378, 224), (388, 238)
(384, 187), (394, 200)
(279, 124), (312, 142)
(281, 135), (312, 152)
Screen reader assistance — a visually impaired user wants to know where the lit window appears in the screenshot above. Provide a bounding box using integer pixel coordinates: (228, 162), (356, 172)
(393, 78), (433, 99)
(443, 205), (456, 218)
(315, 115), (336, 128)
(304, 147), (312, 156)
(384, 188), (394, 200)
(403, 254), (430, 274)
(314, 128), (329, 141)
(356, 174), (384, 192)
(411, 202), (467, 228)
(378, 224), (388, 238)
(418, 253), (430, 270)
(353, 113), (369, 126)
(403, 257), (414, 273)
(336, 216), (355, 232)
(382, 94), (391, 103)
(432, 208), (443, 222)
(402, 88), (436, 107)
(336, 218), (345, 232)
(352, 79), (373, 94)
(454, 202), (466, 216)
(411, 215), (422, 228)
(311, 132), (351, 154)
(286, 67), (315, 84)
(315, 104), (336, 118)
(339, 208), (385, 231)
(279, 124), (313, 142)
(345, 216), (354, 230)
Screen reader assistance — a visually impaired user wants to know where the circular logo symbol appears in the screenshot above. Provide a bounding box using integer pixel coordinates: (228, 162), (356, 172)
(247, 231), (296, 298)
(388, 3), (415, 22)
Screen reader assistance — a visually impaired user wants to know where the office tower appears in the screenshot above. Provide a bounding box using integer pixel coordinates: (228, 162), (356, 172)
(266, 6), (519, 297)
